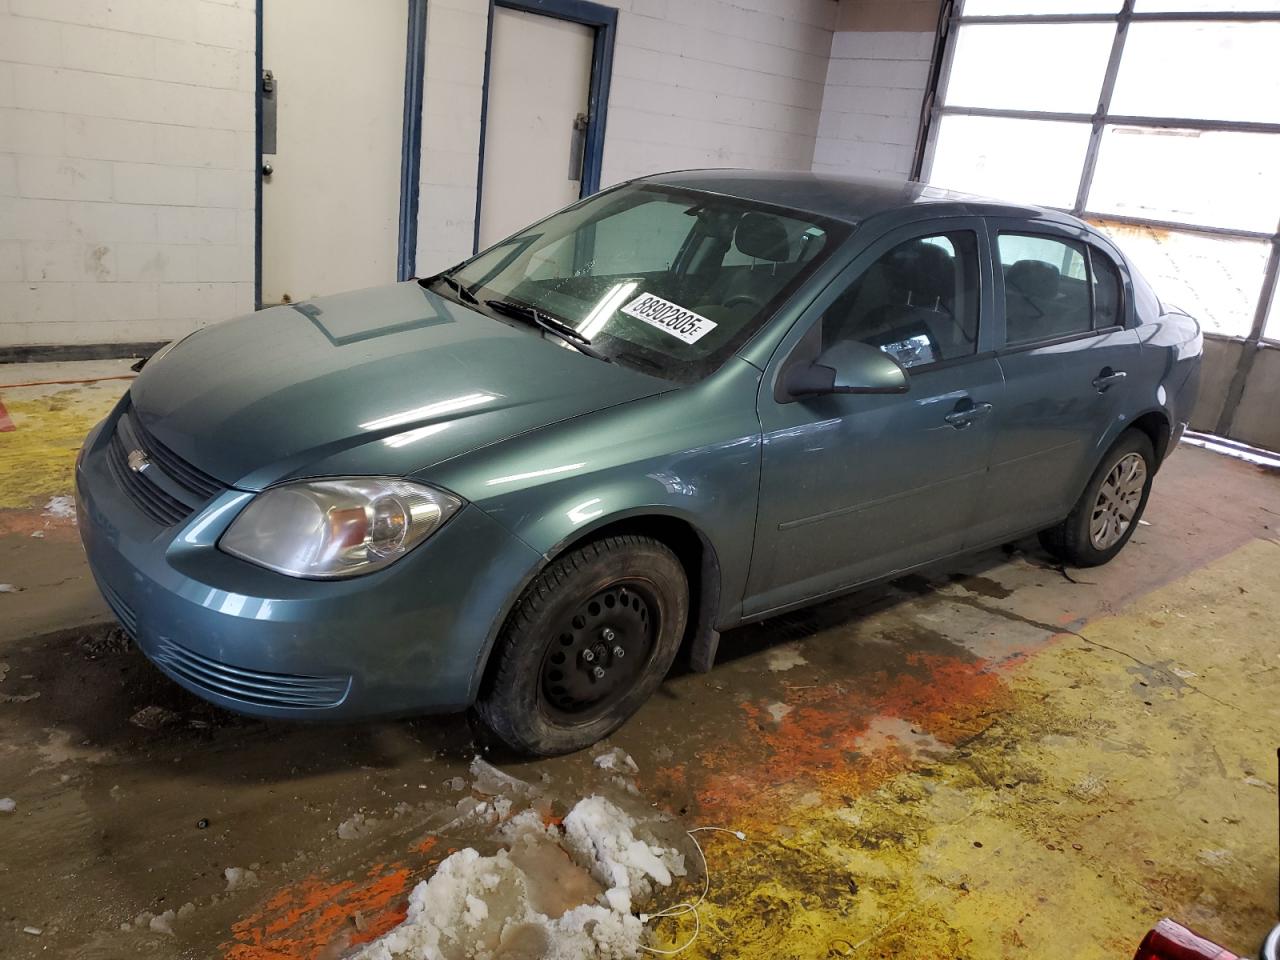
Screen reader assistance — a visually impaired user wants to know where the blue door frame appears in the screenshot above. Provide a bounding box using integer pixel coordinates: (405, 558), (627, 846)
(254, 0), (428, 307)
(472, 0), (618, 254)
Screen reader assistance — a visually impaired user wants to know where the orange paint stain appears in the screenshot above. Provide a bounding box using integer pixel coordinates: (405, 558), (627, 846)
(410, 835), (439, 856)
(223, 865), (412, 960)
(687, 651), (1013, 826)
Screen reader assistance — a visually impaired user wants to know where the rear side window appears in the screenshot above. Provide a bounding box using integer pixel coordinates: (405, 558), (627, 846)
(1090, 248), (1123, 329)
(998, 234), (1093, 345)
(822, 230), (981, 369)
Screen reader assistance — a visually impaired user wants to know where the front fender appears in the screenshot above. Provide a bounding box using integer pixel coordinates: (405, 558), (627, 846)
(426, 360), (764, 637)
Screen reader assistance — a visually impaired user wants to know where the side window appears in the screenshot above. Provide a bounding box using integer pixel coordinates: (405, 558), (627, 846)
(821, 231), (981, 369)
(997, 233), (1092, 345)
(1090, 248), (1123, 329)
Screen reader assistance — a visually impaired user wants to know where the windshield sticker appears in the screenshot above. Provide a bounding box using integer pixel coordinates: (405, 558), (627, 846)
(620, 293), (717, 345)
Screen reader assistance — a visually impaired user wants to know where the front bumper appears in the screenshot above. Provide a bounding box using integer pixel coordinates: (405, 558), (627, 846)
(75, 416), (542, 719)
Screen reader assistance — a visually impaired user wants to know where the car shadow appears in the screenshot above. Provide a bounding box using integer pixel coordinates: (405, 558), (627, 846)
(2, 537), (1057, 784)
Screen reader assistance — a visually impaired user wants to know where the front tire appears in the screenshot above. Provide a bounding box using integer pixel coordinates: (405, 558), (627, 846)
(473, 535), (688, 756)
(1039, 429), (1155, 567)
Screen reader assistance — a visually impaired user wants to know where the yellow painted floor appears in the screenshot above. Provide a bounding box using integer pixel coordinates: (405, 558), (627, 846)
(650, 538), (1280, 959)
(0, 361), (1277, 958)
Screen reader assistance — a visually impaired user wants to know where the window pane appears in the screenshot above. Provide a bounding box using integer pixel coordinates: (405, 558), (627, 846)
(1134, 0), (1280, 11)
(1092, 220), (1271, 336)
(929, 115), (1091, 208)
(823, 232), (981, 368)
(1110, 22), (1280, 124)
(998, 234), (1092, 344)
(1087, 126), (1280, 233)
(1091, 249), (1123, 328)
(944, 23), (1116, 113)
(965, 0), (1120, 12)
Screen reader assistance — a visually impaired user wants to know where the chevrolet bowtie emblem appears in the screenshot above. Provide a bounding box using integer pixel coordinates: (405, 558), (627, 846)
(127, 449), (151, 473)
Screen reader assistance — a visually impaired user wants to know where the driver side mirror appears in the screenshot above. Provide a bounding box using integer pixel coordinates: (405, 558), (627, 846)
(783, 340), (909, 399)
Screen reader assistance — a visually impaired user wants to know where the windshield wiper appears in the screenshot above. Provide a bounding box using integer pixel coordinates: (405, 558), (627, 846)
(484, 299), (611, 363)
(423, 272), (479, 305)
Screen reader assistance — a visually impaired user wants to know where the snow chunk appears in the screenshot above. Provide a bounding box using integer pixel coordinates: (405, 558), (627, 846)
(353, 796), (684, 960)
(338, 812), (377, 840)
(561, 796), (684, 917)
(224, 866), (259, 891)
(43, 496), (76, 520)
(0, 797), (16, 814)
(766, 644), (808, 672)
(0, 584), (18, 593)
(149, 909), (176, 935)
(593, 749), (639, 774)
(765, 702), (793, 724)
(469, 756), (533, 797)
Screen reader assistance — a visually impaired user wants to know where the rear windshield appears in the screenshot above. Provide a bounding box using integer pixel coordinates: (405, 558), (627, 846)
(443, 183), (850, 383)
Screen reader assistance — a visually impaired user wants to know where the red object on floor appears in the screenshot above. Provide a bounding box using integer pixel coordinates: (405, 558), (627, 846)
(0, 397), (15, 432)
(1135, 919), (1240, 960)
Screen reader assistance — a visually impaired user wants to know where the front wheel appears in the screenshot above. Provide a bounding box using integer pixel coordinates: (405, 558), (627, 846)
(1039, 429), (1155, 567)
(473, 535), (688, 756)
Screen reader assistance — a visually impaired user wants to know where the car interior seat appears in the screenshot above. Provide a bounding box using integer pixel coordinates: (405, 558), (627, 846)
(1005, 258), (1090, 342)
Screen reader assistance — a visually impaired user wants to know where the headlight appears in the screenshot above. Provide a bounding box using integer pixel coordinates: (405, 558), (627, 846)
(219, 478), (462, 579)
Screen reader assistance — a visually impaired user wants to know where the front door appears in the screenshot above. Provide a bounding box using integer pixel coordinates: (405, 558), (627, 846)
(745, 220), (1002, 617)
(968, 220), (1142, 545)
(477, 7), (595, 248)
(260, 0), (409, 304)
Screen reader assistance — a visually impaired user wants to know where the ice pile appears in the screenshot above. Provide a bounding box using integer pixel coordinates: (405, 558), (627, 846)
(353, 793), (685, 960)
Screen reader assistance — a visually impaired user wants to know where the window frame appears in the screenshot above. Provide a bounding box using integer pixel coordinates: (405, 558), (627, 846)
(987, 219), (1130, 352)
(772, 216), (996, 402)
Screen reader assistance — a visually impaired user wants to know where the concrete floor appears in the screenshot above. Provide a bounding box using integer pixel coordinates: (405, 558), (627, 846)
(1, 364), (1278, 959)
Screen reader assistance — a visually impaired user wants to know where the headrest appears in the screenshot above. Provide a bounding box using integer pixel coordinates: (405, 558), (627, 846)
(734, 213), (790, 262)
(1007, 259), (1060, 300)
(884, 241), (954, 303)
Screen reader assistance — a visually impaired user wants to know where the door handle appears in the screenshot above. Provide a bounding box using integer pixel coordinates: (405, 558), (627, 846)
(1092, 368), (1127, 392)
(944, 400), (993, 429)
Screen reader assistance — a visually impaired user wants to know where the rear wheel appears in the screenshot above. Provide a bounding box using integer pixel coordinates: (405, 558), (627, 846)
(1039, 429), (1155, 567)
(473, 535), (688, 756)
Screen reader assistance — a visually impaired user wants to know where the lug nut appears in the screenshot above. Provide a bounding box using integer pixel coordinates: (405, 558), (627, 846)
(612, 646), (625, 659)
(602, 628), (616, 642)
(592, 666), (606, 679)
(582, 649), (595, 662)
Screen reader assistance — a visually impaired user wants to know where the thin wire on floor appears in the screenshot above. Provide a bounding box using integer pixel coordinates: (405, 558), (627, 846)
(640, 826), (748, 956)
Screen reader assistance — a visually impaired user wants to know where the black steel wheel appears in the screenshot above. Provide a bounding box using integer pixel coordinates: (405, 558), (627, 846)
(539, 581), (658, 722)
(473, 535), (688, 756)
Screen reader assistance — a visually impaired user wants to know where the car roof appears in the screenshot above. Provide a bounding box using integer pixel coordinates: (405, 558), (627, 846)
(641, 168), (1088, 232)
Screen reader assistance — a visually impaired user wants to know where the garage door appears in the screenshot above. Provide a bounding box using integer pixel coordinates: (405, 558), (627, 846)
(920, 0), (1280, 344)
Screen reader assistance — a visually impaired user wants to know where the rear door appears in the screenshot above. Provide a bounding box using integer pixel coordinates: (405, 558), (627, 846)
(745, 219), (1003, 617)
(968, 219), (1141, 546)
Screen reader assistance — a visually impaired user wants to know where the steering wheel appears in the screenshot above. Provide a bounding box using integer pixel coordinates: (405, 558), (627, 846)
(723, 293), (765, 312)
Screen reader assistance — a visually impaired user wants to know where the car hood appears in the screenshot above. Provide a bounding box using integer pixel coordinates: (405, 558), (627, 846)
(129, 282), (673, 490)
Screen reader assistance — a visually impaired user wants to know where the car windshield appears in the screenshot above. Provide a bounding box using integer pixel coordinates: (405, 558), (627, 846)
(442, 183), (849, 383)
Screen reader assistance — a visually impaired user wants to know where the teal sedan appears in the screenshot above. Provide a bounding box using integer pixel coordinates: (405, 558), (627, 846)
(76, 171), (1202, 755)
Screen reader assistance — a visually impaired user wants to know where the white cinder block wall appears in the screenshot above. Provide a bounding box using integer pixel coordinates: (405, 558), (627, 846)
(813, 0), (940, 179)
(0, 0), (257, 348)
(2, 0), (945, 346)
(413, 0), (839, 277)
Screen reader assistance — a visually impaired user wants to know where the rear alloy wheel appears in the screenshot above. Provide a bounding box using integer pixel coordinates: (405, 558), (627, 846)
(1040, 429), (1155, 567)
(474, 535), (688, 756)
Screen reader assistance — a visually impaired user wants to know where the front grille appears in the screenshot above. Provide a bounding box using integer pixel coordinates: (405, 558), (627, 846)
(106, 405), (228, 526)
(151, 639), (352, 710)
